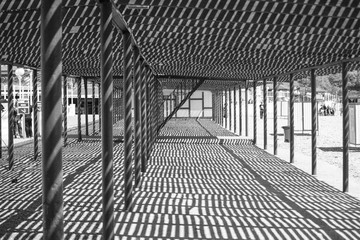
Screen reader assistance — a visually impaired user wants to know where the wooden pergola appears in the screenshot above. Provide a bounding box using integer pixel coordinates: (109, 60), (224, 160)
(1, 0), (359, 239)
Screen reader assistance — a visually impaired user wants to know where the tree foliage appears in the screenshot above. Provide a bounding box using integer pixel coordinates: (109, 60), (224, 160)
(296, 75), (340, 95)
(317, 75), (340, 95)
(295, 71), (360, 96)
(348, 71), (360, 90)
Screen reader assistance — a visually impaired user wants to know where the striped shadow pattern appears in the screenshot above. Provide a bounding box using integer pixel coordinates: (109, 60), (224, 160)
(1, 119), (360, 239)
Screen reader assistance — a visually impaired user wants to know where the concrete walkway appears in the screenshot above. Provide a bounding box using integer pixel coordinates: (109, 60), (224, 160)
(0, 118), (359, 239)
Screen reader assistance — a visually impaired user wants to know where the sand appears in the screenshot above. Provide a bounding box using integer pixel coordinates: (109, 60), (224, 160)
(232, 114), (360, 200)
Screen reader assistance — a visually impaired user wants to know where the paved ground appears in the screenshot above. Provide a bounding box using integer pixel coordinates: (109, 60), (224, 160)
(0, 118), (360, 239)
(0, 114), (99, 144)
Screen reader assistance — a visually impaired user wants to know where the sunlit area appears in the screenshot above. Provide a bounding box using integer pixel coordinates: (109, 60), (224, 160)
(1, 0), (360, 240)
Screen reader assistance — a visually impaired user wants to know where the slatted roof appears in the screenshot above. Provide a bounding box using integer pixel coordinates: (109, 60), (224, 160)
(0, 0), (360, 88)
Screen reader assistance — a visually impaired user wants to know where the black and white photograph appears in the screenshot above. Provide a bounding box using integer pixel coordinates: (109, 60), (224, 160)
(0, 0), (359, 239)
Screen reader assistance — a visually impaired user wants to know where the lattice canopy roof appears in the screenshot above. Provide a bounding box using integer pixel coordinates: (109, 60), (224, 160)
(0, 0), (360, 87)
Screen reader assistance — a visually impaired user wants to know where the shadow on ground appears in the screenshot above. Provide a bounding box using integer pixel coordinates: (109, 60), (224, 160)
(0, 119), (359, 239)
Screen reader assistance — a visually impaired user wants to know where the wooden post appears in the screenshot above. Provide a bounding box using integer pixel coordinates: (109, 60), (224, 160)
(100, 0), (115, 238)
(40, 0), (64, 237)
(63, 76), (68, 146)
(245, 81), (248, 136)
(263, 79), (267, 150)
(84, 78), (89, 136)
(233, 86), (237, 134)
(239, 85), (242, 135)
(123, 31), (134, 210)
(289, 74), (295, 163)
(342, 62), (349, 192)
(228, 88), (232, 131)
(253, 80), (257, 144)
(133, 47), (142, 187)
(7, 65), (14, 170)
(273, 77), (278, 155)
(311, 69), (317, 175)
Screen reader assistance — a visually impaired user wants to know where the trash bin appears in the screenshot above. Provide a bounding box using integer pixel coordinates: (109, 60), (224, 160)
(282, 126), (290, 142)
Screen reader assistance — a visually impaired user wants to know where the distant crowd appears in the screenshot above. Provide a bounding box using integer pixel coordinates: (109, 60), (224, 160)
(1, 95), (33, 138)
(319, 104), (335, 116)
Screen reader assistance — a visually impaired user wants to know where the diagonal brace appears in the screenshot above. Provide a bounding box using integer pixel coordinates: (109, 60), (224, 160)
(158, 79), (205, 132)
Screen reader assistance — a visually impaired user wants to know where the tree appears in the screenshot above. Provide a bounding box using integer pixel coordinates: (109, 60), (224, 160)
(348, 71), (360, 90)
(317, 75), (338, 94)
(297, 75), (340, 95)
(297, 77), (310, 87)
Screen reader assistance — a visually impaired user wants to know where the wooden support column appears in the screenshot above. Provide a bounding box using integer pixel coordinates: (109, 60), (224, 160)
(217, 92), (220, 124)
(224, 90), (227, 129)
(117, 88), (119, 121)
(170, 93), (173, 115)
(117, 88), (120, 121)
(116, 88), (119, 122)
(33, 70), (39, 161)
(77, 78), (82, 142)
(115, 88), (118, 122)
(149, 76), (154, 146)
(121, 90), (124, 119)
(175, 88), (179, 117)
(263, 79), (267, 150)
(40, 0), (64, 237)
(146, 68), (151, 160)
(165, 96), (169, 117)
(239, 85), (242, 135)
(152, 76), (157, 145)
(253, 80), (257, 144)
(229, 88), (232, 131)
(202, 91), (205, 118)
(214, 92), (217, 123)
(92, 81), (96, 135)
(311, 69), (317, 175)
(119, 88), (122, 121)
(118, 88), (121, 121)
(154, 81), (159, 131)
(140, 60), (147, 173)
(289, 74), (295, 163)
(181, 82), (184, 99)
(342, 62), (349, 192)
(220, 92), (223, 125)
(147, 73), (152, 151)
(117, 88), (119, 122)
(157, 82), (161, 130)
(113, 88), (116, 123)
(0, 72), (1, 158)
(7, 65), (14, 170)
(157, 81), (162, 130)
(159, 81), (164, 126)
(221, 91), (223, 125)
(212, 92), (215, 122)
(98, 83), (101, 133)
(100, 0), (115, 238)
(220, 91), (223, 126)
(218, 91), (221, 124)
(273, 77), (278, 155)
(245, 81), (249, 136)
(84, 77), (89, 136)
(233, 86), (237, 134)
(215, 91), (220, 124)
(63, 76), (68, 146)
(123, 30), (134, 210)
(133, 47), (141, 187)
